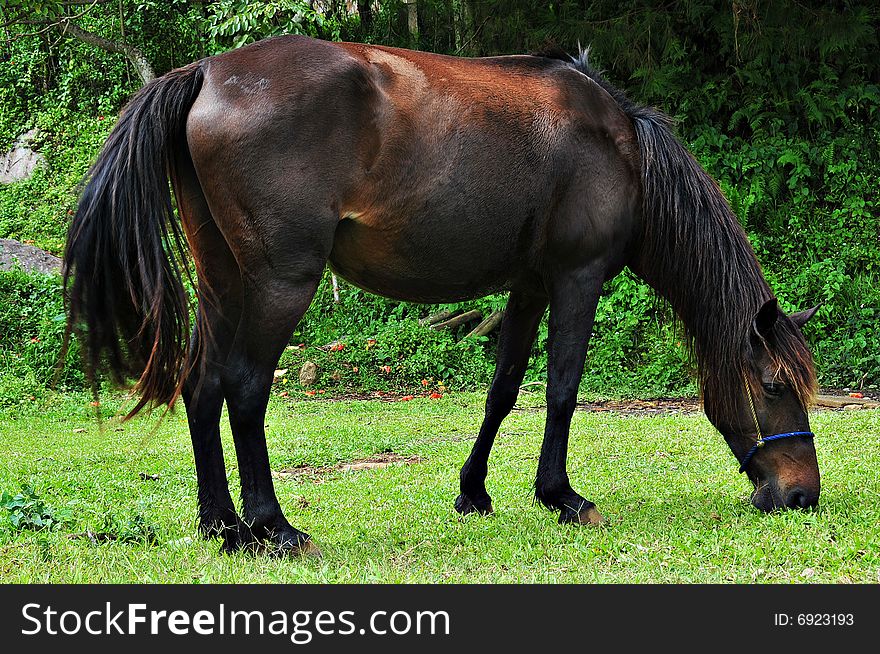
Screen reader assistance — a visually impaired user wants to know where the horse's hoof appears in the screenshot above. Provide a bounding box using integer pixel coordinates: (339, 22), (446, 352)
(199, 511), (240, 540)
(558, 504), (604, 526)
(219, 536), (263, 555)
(265, 531), (322, 558)
(272, 539), (321, 558)
(218, 524), (262, 555)
(454, 493), (494, 517)
(296, 539), (322, 557)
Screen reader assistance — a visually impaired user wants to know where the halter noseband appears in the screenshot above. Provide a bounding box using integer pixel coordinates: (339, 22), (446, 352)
(737, 378), (814, 474)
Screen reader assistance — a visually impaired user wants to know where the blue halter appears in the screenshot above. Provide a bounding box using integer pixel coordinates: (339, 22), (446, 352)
(738, 431), (815, 473)
(737, 379), (814, 474)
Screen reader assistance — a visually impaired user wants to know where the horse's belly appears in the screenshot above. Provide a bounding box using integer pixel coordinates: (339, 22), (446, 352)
(327, 216), (518, 303)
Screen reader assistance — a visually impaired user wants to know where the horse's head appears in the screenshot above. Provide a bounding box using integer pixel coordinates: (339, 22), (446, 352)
(704, 298), (821, 512)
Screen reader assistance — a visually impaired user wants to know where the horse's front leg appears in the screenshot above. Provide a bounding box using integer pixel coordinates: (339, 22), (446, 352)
(534, 265), (605, 526)
(456, 291), (547, 516)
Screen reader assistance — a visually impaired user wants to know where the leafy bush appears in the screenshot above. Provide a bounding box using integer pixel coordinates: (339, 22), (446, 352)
(278, 269), (697, 397)
(1, 1), (876, 400)
(0, 267), (84, 407)
(0, 485), (73, 533)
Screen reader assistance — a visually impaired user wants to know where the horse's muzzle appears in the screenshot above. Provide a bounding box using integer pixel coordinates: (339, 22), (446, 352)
(751, 481), (819, 512)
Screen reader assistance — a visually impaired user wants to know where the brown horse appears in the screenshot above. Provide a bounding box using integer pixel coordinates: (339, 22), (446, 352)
(64, 35), (821, 555)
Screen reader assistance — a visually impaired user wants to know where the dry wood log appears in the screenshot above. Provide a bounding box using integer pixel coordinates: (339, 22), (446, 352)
(419, 309), (458, 327)
(430, 309), (482, 331)
(466, 310), (504, 337)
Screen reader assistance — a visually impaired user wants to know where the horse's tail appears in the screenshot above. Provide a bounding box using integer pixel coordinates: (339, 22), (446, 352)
(63, 62), (204, 418)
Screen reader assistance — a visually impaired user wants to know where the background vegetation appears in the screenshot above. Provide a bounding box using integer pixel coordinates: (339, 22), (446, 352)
(1, 1), (877, 403)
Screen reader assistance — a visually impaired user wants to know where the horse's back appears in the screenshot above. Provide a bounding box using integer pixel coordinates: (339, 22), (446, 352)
(184, 35), (642, 301)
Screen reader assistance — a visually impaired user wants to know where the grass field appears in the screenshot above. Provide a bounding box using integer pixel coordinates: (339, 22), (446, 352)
(0, 391), (878, 583)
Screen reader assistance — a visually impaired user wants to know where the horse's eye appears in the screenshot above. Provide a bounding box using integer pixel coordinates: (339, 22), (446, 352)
(762, 382), (784, 396)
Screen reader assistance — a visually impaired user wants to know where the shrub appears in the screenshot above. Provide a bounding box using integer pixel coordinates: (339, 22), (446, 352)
(0, 267), (84, 407)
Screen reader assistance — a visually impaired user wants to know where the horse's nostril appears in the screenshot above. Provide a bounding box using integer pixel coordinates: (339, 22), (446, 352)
(785, 487), (818, 509)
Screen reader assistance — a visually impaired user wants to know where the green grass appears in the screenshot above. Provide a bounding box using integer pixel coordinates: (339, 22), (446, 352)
(0, 391), (878, 583)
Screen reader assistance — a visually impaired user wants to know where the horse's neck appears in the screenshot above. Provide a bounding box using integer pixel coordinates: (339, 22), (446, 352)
(632, 216), (772, 362)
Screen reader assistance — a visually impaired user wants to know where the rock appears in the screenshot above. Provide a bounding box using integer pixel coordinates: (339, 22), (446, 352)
(299, 361), (319, 386)
(843, 404), (862, 411)
(0, 129), (45, 183)
(0, 238), (62, 275)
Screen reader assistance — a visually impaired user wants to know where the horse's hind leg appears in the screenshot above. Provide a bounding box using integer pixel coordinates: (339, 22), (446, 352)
(183, 309), (258, 552)
(455, 292), (547, 516)
(175, 154), (255, 551)
(534, 265), (605, 526)
(219, 266), (326, 555)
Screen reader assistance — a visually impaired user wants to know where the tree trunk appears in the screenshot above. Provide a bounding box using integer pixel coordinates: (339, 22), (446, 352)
(404, 0), (419, 48)
(59, 18), (155, 85)
(357, 0), (373, 36)
(462, 0), (475, 54)
(331, 273), (340, 303)
(452, 0), (462, 53)
(452, 0), (476, 54)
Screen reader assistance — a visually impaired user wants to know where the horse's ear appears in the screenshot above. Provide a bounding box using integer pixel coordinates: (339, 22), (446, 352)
(752, 298), (779, 338)
(789, 304), (821, 329)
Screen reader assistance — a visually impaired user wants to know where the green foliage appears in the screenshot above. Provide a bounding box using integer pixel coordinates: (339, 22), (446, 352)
(0, 111), (114, 254)
(0, 0), (877, 400)
(277, 269), (696, 398)
(0, 268), (84, 407)
(0, 485), (72, 533)
(584, 273), (695, 398)
(96, 511), (160, 545)
(279, 271), (496, 393)
(204, 0), (341, 49)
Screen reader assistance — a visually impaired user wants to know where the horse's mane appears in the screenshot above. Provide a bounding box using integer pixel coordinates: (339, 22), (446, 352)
(534, 45), (817, 424)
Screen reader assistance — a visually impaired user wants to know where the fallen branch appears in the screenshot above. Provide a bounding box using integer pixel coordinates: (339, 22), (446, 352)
(331, 273), (340, 303)
(419, 309), (458, 327)
(466, 310), (504, 337)
(430, 309), (482, 331)
(518, 381), (546, 394)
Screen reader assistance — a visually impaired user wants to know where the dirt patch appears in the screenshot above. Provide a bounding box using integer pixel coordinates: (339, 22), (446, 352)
(274, 452), (422, 481)
(280, 389), (878, 414)
(514, 397), (703, 416)
(512, 391), (878, 415)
